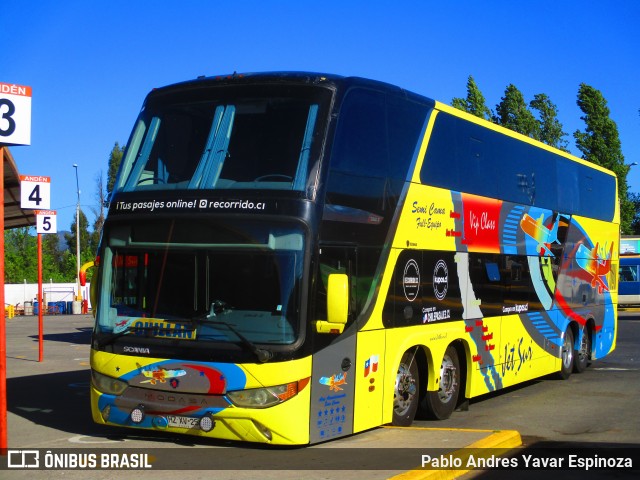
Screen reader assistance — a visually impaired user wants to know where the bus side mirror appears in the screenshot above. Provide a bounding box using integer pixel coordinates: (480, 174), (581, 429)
(315, 273), (349, 334)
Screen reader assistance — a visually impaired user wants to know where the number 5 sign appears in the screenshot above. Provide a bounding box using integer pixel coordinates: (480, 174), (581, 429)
(20, 175), (51, 210)
(35, 210), (57, 234)
(0, 82), (32, 146)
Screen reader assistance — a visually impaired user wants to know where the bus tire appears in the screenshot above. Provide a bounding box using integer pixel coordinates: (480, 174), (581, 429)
(392, 352), (419, 426)
(422, 346), (460, 420)
(556, 327), (574, 380)
(574, 325), (591, 373)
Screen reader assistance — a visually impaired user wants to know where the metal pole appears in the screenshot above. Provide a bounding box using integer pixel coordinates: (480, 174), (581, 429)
(0, 146), (7, 453)
(38, 233), (43, 362)
(73, 164), (81, 302)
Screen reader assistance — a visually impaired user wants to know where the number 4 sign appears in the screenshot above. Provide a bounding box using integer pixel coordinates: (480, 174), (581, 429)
(20, 175), (51, 210)
(35, 210), (57, 234)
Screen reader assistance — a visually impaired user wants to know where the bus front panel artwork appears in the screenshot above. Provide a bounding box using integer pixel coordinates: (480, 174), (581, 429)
(89, 73), (619, 445)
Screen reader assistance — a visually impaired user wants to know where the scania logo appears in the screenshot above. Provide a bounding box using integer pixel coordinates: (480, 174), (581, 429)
(433, 260), (449, 301)
(123, 346), (150, 354)
(403, 259), (420, 302)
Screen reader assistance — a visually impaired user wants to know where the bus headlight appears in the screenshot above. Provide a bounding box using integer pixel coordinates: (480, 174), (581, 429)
(227, 378), (309, 408)
(91, 370), (128, 395)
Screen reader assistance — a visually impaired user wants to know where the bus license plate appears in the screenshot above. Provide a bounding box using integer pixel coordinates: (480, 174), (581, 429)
(167, 415), (199, 429)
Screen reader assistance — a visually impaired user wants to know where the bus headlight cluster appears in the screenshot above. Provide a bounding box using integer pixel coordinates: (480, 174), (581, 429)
(227, 378), (309, 408)
(91, 370), (128, 395)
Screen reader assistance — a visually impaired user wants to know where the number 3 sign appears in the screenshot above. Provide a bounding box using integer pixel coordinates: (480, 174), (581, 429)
(20, 175), (51, 210)
(0, 82), (32, 146)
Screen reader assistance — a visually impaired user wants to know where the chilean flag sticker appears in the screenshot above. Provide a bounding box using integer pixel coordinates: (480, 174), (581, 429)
(364, 355), (379, 377)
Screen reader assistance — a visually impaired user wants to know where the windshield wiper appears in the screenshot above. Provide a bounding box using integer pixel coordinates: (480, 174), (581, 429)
(193, 301), (274, 363)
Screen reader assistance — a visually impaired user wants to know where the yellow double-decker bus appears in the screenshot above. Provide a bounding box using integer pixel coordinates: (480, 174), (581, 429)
(90, 72), (619, 445)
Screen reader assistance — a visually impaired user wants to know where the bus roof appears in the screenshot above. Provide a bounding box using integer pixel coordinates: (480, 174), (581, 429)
(146, 71), (436, 107)
(143, 71), (615, 183)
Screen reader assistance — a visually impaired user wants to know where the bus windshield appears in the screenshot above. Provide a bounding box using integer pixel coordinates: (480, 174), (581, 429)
(95, 218), (305, 347)
(115, 84), (331, 195)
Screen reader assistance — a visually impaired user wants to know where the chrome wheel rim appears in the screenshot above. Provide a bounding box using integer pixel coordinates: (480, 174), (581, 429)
(438, 354), (457, 403)
(394, 363), (417, 416)
(562, 332), (574, 369)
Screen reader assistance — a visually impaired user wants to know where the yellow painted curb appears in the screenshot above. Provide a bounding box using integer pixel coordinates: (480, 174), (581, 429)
(386, 429), (522, 480)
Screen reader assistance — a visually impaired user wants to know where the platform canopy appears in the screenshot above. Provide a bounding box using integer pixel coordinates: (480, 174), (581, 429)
(2, 147), (36, 229)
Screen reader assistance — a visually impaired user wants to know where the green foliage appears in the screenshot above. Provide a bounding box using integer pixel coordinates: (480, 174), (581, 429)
(4, 229), (78, 283)
(574, 83), (632, 233)
(42, 233), (76, 282)
(493, 84), (538, 138)
(90, 171), (106, 254)
(529, 94), (569, 151)
(4, 228), (37, 283)
(107, 142), (124, 196)
(574, 84), (625, 171)
(65, 208), (95, 263)
(451, 75), (491, 120)
(629, 192), (640, 234)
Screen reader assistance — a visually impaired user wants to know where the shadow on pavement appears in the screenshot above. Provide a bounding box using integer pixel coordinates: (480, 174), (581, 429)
(26, 326), (93, 345)
(8, 369), (104, 436)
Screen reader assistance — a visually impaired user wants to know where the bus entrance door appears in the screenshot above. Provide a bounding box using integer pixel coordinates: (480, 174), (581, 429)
(309, 245), (357, 443)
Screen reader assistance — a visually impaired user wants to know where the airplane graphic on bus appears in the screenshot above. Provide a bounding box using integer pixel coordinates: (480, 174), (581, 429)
(520, 213), (562, 256)
(576, 242), (613, 294)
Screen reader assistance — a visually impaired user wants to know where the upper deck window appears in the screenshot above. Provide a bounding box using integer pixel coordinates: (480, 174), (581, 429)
(421, 111), (617, 221)
(115, 84), (332, 196)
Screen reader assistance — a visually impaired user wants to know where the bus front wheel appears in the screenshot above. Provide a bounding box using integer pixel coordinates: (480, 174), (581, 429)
(422, 346), (460, 420)
(392, 352), (419, 426)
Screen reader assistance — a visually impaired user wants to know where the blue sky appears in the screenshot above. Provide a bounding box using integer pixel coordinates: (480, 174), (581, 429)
(2, 0), (639, 231)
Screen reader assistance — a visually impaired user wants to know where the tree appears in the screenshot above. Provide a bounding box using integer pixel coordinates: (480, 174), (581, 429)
(91, 170), (107, 253)
(452, 75), (491, 120)
(574, 83), (633, 233)
(493, 84), (538, 138)
(43, 233), (74, 282)
(107, 142), (124, 196)
(65, 208), (95, 270)
(4, 228), (37, 283)
(529, 93), (569, 151)
(629, 192), (640, 234)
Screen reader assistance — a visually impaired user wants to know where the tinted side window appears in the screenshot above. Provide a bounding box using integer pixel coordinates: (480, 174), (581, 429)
(421, 111), (616, 221)
(330, 88), (429, 182)
(620, 265), (638, 282)
(323, 89), (429, 245)
(332, 89), (388, 177)
(468, 253), (543, 317)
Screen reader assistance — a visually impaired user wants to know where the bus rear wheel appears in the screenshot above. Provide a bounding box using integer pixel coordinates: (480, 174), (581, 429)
(392, 352), (419, 426)
(557, 327), (574, 380)
(574, 325), (591, 373)
(422, 346), (460, 420)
